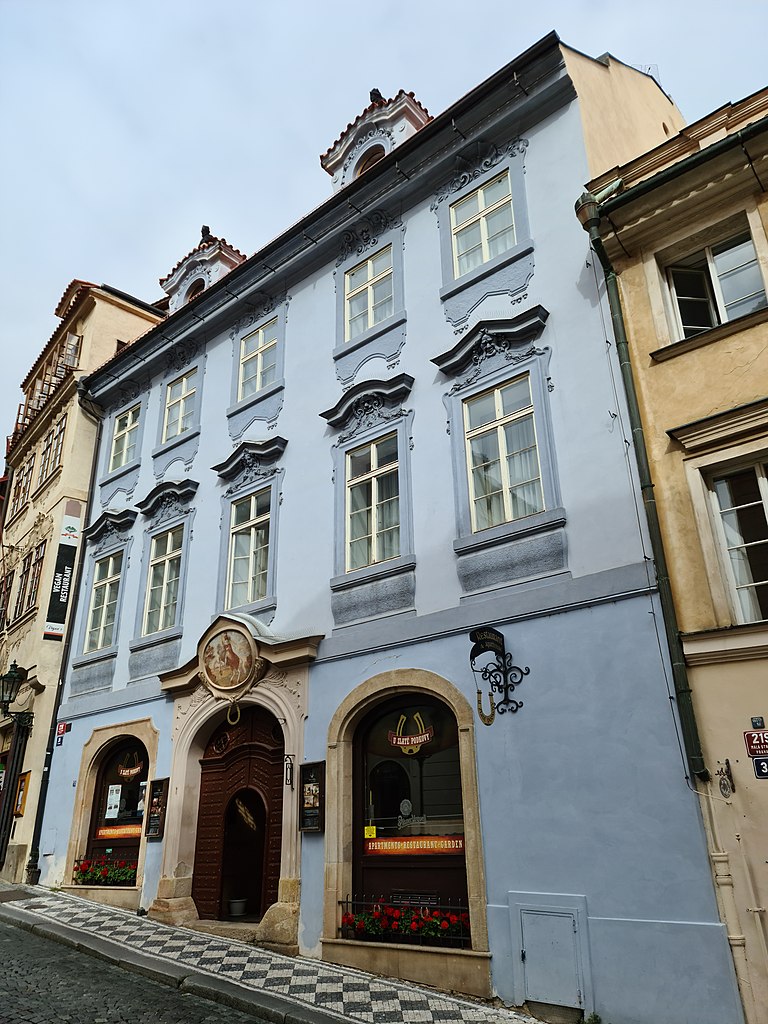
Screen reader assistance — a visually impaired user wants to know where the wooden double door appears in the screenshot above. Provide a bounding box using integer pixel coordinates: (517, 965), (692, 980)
(192, 706), (284, 920)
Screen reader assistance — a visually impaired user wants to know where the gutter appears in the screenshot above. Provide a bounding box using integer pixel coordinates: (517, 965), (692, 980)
(599, 113), (768, 216)
(575, 190), (709, 782)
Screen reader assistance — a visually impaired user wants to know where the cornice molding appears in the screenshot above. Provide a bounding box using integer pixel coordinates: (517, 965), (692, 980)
(136, 479), (199, 520)
(668, 396), (768, 453)
(432, 305), (549, 378)
(320, 373), (414, 431)
(212, 438), (288, 495)
(84, 508), (138, 543)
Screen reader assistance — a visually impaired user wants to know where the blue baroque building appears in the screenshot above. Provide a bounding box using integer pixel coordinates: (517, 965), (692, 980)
(38, 34), (743, 1024)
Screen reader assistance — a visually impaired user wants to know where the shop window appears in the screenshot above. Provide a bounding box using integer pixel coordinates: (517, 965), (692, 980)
(85, 738), (149, 871)
(352, 695), (468, 930)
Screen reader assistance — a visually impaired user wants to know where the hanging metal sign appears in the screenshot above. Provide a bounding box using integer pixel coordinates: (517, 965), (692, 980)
(469, 625), (530, 726)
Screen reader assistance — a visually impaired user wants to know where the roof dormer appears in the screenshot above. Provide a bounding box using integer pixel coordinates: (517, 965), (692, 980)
(320, 89), (431, 192)
(160, 226), (246, 313)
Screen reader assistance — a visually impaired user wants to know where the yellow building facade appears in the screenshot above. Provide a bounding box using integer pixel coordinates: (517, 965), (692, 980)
(587, 90), (768, 1023)
(0, 282), (162, 884)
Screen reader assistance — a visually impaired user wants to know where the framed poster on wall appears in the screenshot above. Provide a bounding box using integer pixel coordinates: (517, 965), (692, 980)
(145, 777), (169, 839)
(298, 761), (325, 833)
(14, 771), (30, 817)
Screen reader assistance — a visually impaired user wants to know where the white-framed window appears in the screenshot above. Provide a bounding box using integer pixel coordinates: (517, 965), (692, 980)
(667, 232), (767, 339)
(110, 406), (140, 472)
(9, 455), (35, 517)
(346, 433), (400, 571)
(464, 374), (544, 532)
(226, 490), (270, 608)
(239, 318), (278, 400)
(38, 415), (67, 486)
(450, 171), (515, 278)
(345, 246), (394, 341)
(143, 526), (183, 635)
(710, 462), (768, 623)
(85, 552), (123, 652)
(163, 370), (197, 443)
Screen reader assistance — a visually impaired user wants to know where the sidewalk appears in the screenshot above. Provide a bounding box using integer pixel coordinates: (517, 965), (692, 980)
(0, 884), (539, 1024)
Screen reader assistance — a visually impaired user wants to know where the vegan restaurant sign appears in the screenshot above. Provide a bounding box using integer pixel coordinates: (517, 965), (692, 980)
(43, 512), (81, 641)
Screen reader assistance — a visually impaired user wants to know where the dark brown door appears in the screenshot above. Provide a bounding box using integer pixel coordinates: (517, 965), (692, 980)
(192, 706), (284, 919)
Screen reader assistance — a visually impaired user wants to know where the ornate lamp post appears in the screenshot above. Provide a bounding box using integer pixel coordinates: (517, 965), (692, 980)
(0, 661), (33, 729)
(0, 660), (33, 871)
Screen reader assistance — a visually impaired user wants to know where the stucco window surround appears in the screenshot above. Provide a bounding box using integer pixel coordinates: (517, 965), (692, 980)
(649, 204), (768, 352)
(321, 669), (491, 996)
(671, 399), (768, 628)
(99, 394), (150, 502)
(320, 375), (416, 628)
(332, 211), (406, 388)
(71, 509), (138, 685)
(128, 480), (198, 676)
(61, 719), (159, 912)
(226, 295), (288, 439)
(433, 306), (566, 596)
(432, 138), (533, 333)
(152, 345), (206, 475)
(212, 437), (288, 621)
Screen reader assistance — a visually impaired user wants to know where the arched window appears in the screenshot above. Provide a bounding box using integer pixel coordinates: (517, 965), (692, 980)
(355, 145), (386, 177)
(87, 738), (149, 862)
(353, 694), (467, 909)
(185, 279), (206, 303)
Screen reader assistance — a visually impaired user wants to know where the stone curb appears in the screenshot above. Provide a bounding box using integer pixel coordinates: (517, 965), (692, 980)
(0, 901), (349, 1024)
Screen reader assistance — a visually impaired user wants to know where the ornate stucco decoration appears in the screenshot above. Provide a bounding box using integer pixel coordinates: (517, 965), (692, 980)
(320, 373), (414, 442)
(136, 479), (199, 529)
(336, 209), (402, 266)
(433, 305), (549, 381)
(163, 339), (201, 378)
(84, 508), (138, 555)
(212, 437), (288, 496)
(430, 137), (528, 210)
(159, 613), (323, 722)
(230, 291), (286, 339)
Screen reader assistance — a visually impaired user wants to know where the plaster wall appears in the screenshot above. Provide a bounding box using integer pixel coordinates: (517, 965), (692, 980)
(300, 595), (741, 1024)
(562, 45), (686, 179)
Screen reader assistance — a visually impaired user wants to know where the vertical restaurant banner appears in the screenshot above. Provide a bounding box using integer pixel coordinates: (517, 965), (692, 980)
(43, 510), (81, 641)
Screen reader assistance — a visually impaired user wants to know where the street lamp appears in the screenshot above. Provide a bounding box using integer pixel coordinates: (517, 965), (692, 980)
(0, 661), (33, 729)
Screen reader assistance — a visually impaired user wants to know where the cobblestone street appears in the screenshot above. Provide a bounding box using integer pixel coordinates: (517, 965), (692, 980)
(0, 921), (269, 1024)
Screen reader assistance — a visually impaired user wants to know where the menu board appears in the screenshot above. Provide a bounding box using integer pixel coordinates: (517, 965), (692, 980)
(298, 762), (325, 833)
(145, 778), (169, 839)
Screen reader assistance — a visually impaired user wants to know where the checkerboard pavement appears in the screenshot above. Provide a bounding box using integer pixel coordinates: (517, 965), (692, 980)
(0, 886), (539, 1024)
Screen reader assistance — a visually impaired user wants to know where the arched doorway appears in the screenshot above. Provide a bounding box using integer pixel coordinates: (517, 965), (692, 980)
(192, 705), (284, 919)
(354, 694), (468, 909)
(221, 789), (267, 915)
(87, 738), (149, 864)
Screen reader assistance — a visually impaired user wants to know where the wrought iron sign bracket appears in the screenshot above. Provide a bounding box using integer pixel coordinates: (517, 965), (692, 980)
(469, 626), (529, 726)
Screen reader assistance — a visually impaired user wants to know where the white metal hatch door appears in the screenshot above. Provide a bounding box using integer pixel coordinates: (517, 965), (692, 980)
(520, 909), (582, 1008)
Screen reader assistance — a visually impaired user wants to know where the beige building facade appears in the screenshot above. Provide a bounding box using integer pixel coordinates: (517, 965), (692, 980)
(587, 90), (768, 1023)
(0, 281), (162, 883)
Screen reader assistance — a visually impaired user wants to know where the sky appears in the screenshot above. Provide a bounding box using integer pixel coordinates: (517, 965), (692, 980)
(0, 0), (766, 438)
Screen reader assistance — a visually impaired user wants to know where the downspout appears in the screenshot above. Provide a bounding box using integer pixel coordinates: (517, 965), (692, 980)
(575, 190), (709, 782)
(24, 384), (104, 884)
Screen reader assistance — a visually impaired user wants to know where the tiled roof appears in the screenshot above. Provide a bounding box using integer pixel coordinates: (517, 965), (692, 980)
(159, 233), (247, 286)
(53, 279), (98, 319)
(320, 90), (431, 160)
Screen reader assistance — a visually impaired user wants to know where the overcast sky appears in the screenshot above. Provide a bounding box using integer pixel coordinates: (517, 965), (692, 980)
(1, 0), (765, 438)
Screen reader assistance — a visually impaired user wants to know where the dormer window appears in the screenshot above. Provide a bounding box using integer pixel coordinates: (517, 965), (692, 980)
(355, 146), (386, 177)
(185, 279), (206, 303)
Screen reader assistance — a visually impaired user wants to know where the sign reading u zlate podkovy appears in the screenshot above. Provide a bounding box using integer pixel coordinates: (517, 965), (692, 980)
(43, 513), (81, 641)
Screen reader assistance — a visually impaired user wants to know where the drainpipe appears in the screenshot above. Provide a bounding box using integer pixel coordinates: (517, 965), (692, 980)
(24, 385), (104, 884)
(574, 190), (709, 782)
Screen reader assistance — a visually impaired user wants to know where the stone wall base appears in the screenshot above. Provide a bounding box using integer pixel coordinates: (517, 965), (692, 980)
(60, 884), (140, 911)
(321, 938), (492, 999)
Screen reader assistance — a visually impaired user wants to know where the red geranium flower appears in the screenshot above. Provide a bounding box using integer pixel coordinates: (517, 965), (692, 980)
(440, 920), (449, 930)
